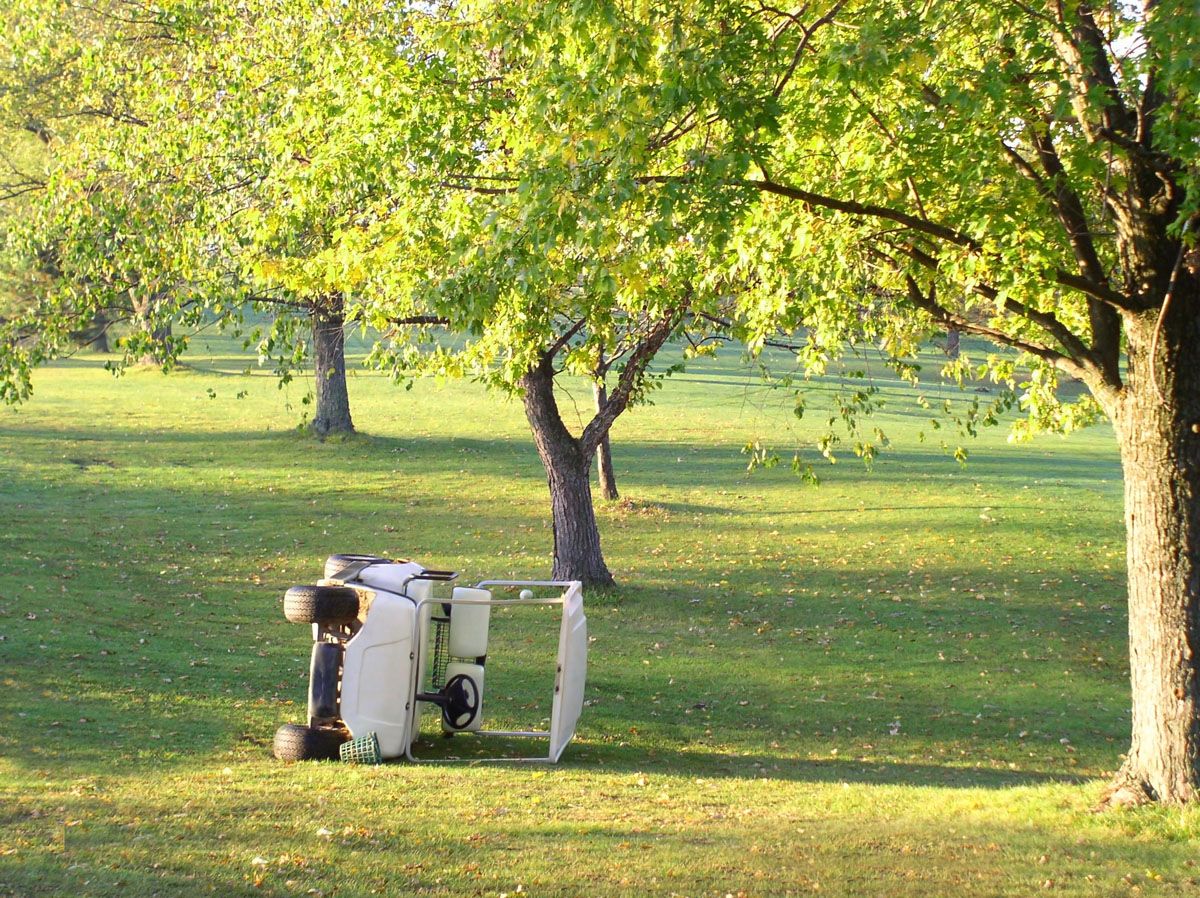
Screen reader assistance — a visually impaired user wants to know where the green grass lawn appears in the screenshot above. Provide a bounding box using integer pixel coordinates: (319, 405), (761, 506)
(1, 335), (1196, 897)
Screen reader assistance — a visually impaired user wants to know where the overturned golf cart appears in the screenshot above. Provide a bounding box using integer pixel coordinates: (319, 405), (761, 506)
(273, 554), (587, 764)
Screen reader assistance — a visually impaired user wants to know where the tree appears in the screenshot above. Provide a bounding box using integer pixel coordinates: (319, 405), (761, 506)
(0, 1), (220, 395)
(0, 127), (54, 338)
(308, 295), (355, 436)
(0, 1), (687, 578)
(0, 1), (360, 434)
(747, 0), (1199, 807)
(592, 353), (620, 501)
(518, 310), (683, 585)
(363, 256), (695, 586)
(306, 9), (737, 586)
(384, 1), (1199, 802)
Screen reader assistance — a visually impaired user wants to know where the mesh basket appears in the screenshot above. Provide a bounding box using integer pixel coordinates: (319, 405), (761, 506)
(430, 614), (450, 688)
(339, 732), (382, 765)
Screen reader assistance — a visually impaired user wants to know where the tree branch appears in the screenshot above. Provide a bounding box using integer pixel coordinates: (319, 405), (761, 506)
(545, 317), (588, 361)
(1017, 123), (1122, 380)
(381, 314), (450, 327)
(439, 180), (515, 196)
(721, 177), (982, 249)
(739, 171), (1137, 313)
(771, 0), (848, 99)
(1048, 1), (1136, 143)
(580, 300), (687, 457)
(1028, 124), (1110, 287)
(691, 309), (806, 352)
(889, 240), (1126, 398)
(916, 80), (1136, 315)
(902, 274), (1099, 385)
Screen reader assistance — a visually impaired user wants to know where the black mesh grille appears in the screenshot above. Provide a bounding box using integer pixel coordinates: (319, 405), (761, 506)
(430, 616), (450, 688)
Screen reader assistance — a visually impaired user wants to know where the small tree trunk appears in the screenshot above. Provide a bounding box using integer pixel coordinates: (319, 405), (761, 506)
(310, 294), (355, 436)
(1107, 302), (1200, 805)
(130, 291), (172, 366)
(593, 381), (619, 500)
(138, 320), (172, 366)
(945, 327), (960, 359)
(521, 359), (614, 587)
(75, 310), (109, 352)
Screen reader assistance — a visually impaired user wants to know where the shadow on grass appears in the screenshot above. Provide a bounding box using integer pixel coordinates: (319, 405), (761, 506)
(0, 656), (1109, 790)
(6, 779), (1192, 898)
(404, 734), (1085, 789)
(0, 421), (1121, 491)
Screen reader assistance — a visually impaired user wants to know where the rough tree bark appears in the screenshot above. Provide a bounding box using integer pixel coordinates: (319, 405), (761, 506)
(138, 320), (172, 366)
(944, 327), (960, 360)
(592, 380), (619, 500)
(522, 357), (614, 586)
(310, 293), (355, 437)
(1104, 292), (1200, 804)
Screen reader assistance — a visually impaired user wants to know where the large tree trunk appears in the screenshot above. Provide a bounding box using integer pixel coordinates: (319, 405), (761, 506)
(521, 359), (614, 587)
(1107, 299), (1200, 804)
(310, 295), (355, 437)
(593, 381), (619, 500)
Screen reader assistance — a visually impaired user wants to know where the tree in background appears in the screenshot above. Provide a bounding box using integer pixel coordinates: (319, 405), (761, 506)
(0, 1), (707, 577)
(0, 1), (191, 374)
(355, 191), (704, 585)
(592, 351), (621, 501)
(0, 1), (363, 434)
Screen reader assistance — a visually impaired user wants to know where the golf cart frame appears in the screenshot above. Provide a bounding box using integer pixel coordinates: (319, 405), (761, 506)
(406, 580), (586, 763)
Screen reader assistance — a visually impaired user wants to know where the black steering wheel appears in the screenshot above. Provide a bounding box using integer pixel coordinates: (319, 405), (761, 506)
(441, 673), (480, 730)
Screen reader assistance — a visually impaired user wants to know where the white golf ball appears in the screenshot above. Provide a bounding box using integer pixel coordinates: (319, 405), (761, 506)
(519, 589), (534, 600)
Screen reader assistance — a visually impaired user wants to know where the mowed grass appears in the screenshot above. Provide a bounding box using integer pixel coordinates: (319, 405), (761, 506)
(1, 334), (1197, 897)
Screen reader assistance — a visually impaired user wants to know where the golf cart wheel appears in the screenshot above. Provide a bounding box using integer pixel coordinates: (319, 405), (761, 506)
(272, 723), (348, 761)
(284, 585), (360, 624)
(324, 553), (392, 581)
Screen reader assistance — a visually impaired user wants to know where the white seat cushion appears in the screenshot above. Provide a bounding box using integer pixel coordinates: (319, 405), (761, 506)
(448, 587), (491, 658)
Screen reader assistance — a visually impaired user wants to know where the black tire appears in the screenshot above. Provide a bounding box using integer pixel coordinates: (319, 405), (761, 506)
(284, 585), (360, 624)
(272, 723), (348, 761)
(324, 553), (393, 581)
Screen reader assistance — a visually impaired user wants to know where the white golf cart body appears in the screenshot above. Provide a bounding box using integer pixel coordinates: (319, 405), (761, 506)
(308, 560), (586, 762)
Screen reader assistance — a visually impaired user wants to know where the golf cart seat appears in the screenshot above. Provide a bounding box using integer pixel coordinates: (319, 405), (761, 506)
(448, 587), (491, 657)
